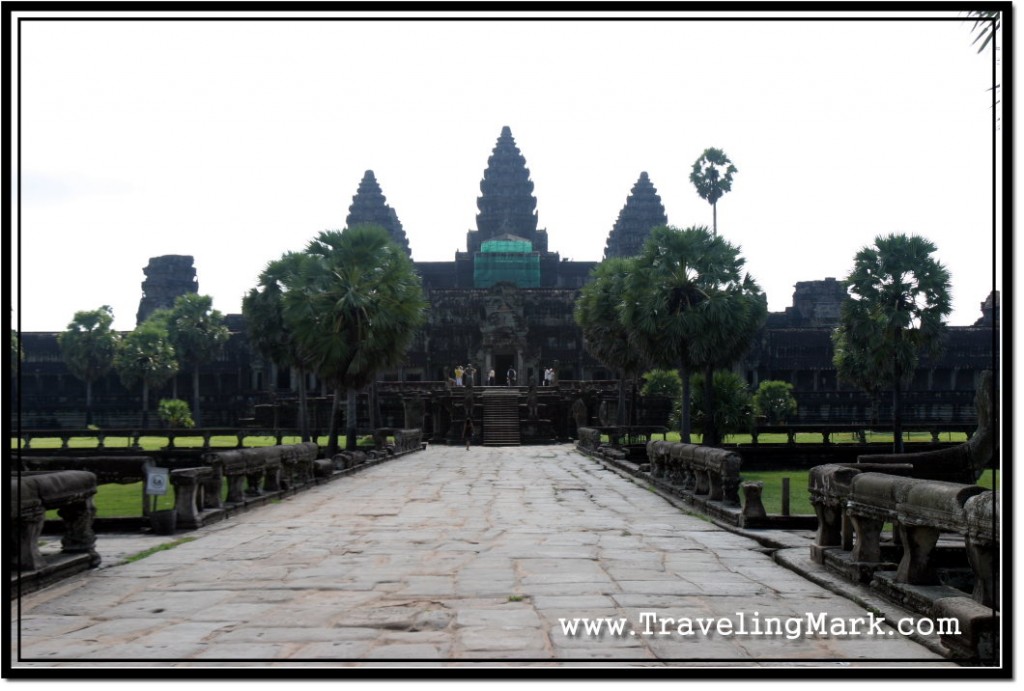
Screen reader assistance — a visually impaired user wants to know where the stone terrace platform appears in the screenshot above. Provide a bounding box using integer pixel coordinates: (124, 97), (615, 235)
(10, 445), (957, 670)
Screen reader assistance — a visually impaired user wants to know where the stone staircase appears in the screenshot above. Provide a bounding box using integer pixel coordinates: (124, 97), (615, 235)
(482, 389), (521, 446)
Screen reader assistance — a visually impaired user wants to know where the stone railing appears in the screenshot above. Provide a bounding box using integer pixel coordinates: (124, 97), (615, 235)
(646, 441), (743, 507)
(808, 464), (999, 662)
(12, 470), (100, 573)
(372, 428), (425, 456)
(14, 428), (322, 451)
(20, 455), (157, 517)
(576, 427), (602, 452)
(197, 442), (321, 513)
(18, 434), (423, 536)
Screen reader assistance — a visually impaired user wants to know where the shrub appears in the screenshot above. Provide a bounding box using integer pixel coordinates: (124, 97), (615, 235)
(689, 370), (753, 439)
(753, 380), (798, 424)
(158, 399), (195, 428)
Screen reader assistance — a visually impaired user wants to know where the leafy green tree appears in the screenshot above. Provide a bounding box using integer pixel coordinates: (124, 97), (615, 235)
(690, 148), (737, 236)
(833, 233), (951, 453)
(57, 306), (119, 426)
(284, 225), (427, 454)
(753, 380), (798, 425)
(113, 319), (179, 429)
(164, 294), (229, 428)
(575, 257), (650, 426)
(689, 370), (753, 440)
(624, 226), (765, 445)
(158, 398), (195, 428)
(243, 252), (316, 441)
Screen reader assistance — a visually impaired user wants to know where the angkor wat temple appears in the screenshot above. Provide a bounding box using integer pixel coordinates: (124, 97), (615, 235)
(16, 127), (998, 439)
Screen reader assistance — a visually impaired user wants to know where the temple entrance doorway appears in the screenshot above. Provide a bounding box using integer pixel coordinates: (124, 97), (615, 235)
(494, 353), (516, 386)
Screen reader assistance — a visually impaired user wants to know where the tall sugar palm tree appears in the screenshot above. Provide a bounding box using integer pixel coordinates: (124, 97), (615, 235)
(690, 148), (737, 236)
(57, 306), (120, 426)
(624, 226), (764, 444)
(834, 233), (951, 453)
(285, 225), (426, 455)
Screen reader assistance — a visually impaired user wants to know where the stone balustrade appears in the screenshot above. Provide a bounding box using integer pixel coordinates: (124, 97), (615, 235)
(808, 463), (999, 662)
(280, 442), (320, 489)
(646, 440), (743, 506)
(808, 464), (996, 602)
(576, 427), (602, 451)
(11, 470), (100, 572)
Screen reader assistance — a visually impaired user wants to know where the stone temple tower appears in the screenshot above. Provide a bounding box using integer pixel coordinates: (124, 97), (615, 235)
(345, 169), (412, 257)
(604, 171), (668, 259)
(466, 126), (548, 254)
(136, 255), (198, 326)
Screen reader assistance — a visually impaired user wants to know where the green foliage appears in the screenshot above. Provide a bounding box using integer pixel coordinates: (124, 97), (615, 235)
(575, 257), (650, 377)
(165, 294), (229, 369)
(157, 399), (195, 428)
(688, 370), (753, 439)
(113, 317), (179, 427)
(689, 147), (737, 235)
(575, 257), (650, 425)
(753, 380), (798, 424)
(837, 234), (950, 385)
(623, 225), (766, 443)
(259, 225), (427, 453)
(164, 293), (229, 427)
(641, 369), (682, 398)
(834, 233), (951, 452)
(690, 147), (737, 207)
(57, 306), (119, 387)
(113, 319), (179, 391)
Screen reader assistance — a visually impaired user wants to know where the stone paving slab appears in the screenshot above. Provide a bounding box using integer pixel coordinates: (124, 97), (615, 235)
(10, 444), (957, 670)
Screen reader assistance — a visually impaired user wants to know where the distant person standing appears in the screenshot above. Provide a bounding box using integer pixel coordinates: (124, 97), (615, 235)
(462, 415), (474, 450)
(455, 365), (464, 387)
(465, 365), (476, 387)
(544, 367), (553, 386)
(487, 369), (496, 386)
(507, 366), (517, 387)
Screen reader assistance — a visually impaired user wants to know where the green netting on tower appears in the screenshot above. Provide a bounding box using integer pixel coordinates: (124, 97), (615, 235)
(481, 238), (533, 254)
(474, 252), (540, 288)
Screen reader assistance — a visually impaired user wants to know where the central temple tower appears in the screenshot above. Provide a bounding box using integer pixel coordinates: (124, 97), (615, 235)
(457, 126), (563, 288)
(466, 126), (548, 254)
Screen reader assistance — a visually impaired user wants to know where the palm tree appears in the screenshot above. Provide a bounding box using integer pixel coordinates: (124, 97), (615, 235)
(113, 319), (179, 429)
(242, 252), (317, 442)
(57, 306), (120, 426)
(575, 257), (650, 426)
(689, 148), (737, 236)
(165, 294), (229, 427)
(285, 225), (426, 455)
(833, 233), (951, 453)
(624, 225), (765, 445)
(684, 270), (767, 445)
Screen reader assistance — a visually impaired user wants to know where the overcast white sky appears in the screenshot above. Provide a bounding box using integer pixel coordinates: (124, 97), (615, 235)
(10, 10), (1002, 333)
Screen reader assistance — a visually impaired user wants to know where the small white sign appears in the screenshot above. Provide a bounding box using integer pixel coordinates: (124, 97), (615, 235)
(146, 467), (170, 496)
